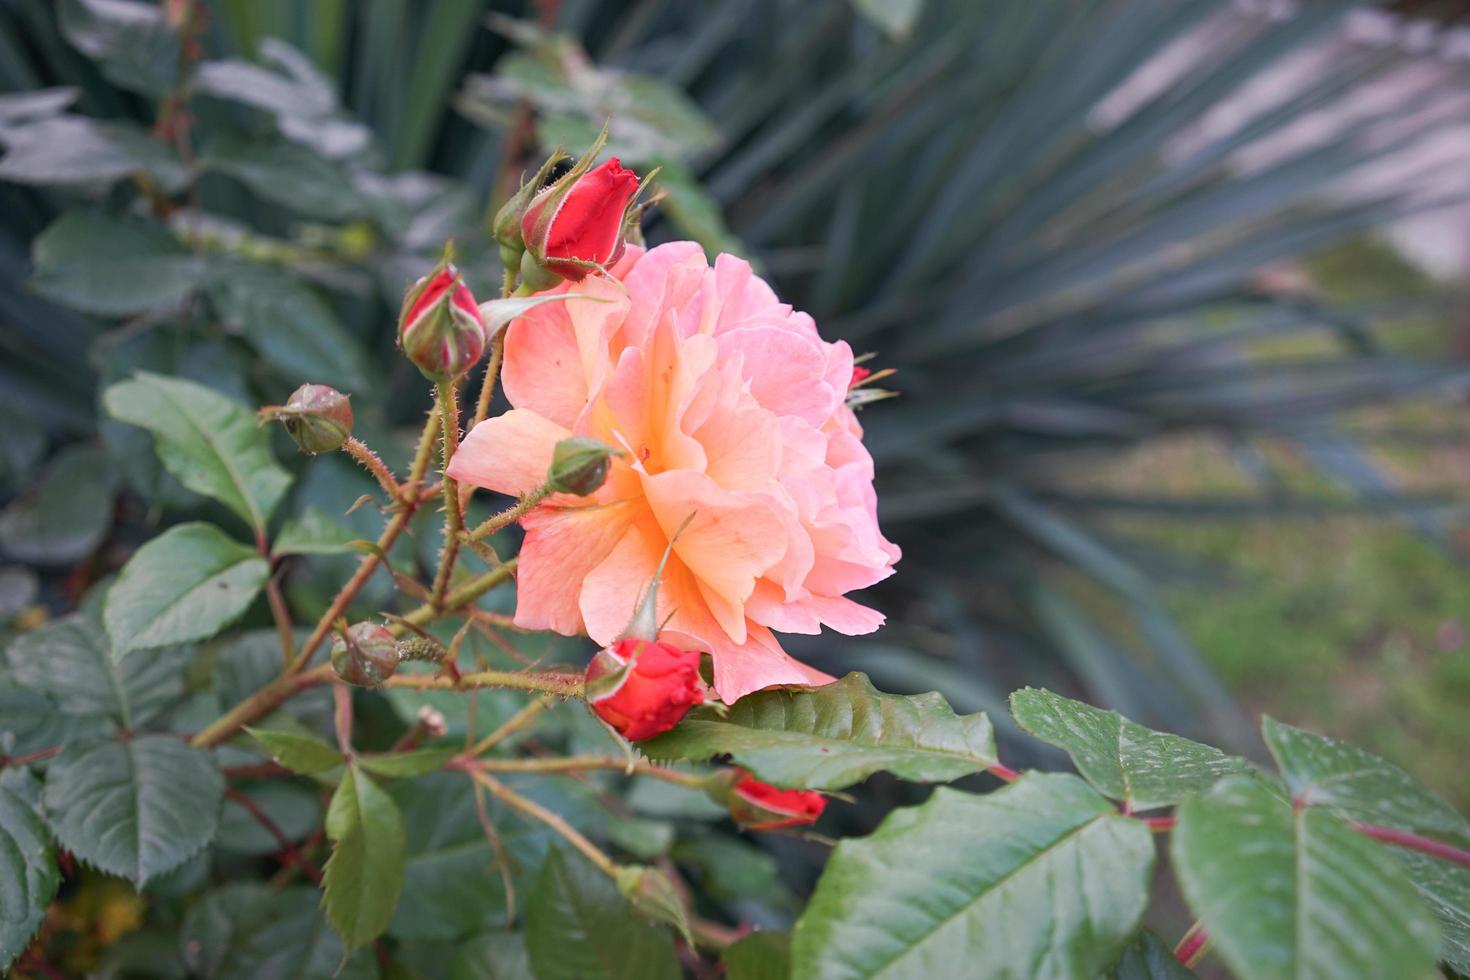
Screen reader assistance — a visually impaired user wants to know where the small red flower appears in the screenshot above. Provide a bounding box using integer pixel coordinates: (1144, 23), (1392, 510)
(522, 158), (640, 281)
(585, 637), (704, 741)
(727, 771), (826, 830)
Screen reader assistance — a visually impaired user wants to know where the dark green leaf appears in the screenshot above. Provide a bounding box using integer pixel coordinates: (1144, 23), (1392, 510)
(4, 612), (187, 727)
(850, 0), (923, 39)
(201, 137), (367, 221)
(1172, 774), (1439, 980)
(103, 372), (292, 531)
(641, 672), (995, 790)
(0, 445), (115, 566)
(1110, 931), (1196, 979)
(791, 774), (1154, 979)
(724, 931), (791, 980)
(525, 846), (680, 980)
(179, 883), (378, 979)
(450, 931), (534, 980)
(216, 782), (321, 856)
(103, 522), (269, 657)
(43, 735), (223, 886)
(58, 0), (179, 96)
(0, 115), (186, 189)
(1010, 687), (1251, 810)
(247, 727), (344, 775)
(32, 210), (210, 316)
(324, 764), (407, 951)
(0, 785), (60, 972)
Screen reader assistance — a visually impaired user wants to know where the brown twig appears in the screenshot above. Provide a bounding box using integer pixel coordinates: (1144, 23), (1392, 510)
(225, 787), (323, 884)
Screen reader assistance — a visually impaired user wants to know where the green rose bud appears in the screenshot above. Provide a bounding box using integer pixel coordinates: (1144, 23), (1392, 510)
(330, 622), (400, 688)
(259, 384), (353, 454)
(547, 436), (617, 496)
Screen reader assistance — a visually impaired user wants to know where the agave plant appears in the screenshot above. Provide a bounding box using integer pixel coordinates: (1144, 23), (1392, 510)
(2, 0), (1467, 760)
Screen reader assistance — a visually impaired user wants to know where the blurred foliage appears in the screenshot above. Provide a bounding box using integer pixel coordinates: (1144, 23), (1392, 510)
(2, 0), (1469, 758)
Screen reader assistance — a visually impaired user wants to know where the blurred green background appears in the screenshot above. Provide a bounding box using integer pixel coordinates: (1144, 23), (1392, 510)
(2, 0), (1468, 810)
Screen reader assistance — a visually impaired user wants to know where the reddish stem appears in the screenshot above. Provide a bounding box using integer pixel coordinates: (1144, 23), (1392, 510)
(1351, 822), (1470, 869)
(1175, 925), (1209, 966)
(224, 787), (322, 884)
(2, 745), (61, 767)
(988, 762), (1022, 783)
(1143, 816), (1177, 832)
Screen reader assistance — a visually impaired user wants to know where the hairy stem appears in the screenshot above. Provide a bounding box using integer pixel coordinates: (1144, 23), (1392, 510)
(290, 411), (440, 675)
(386, 667), (582, 699)
(190, 664), (335, 748)
(472, 332), (507, 429)
(469, 769), (618, 877)
(465, 485), (552, 543)
(472, 755), (709, 789)
(342, 437), (401, 499)
(430, 379), (466, 609)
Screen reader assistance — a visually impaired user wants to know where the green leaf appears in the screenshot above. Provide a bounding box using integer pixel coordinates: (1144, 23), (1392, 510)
(0, 445), (115, 566)
(58, 0), (180, 97)
(724, 931), (791, 980)
(1172, 774), (1440, 980)
(1010, 687), (1252, 810)
(275, 508), (359, 556)
(207, 265), (372, 392)
(1111, 932), (1197, 979)
(103, 522), (269, 658)
(1262, 717), (1470, 971)
(849, 0), (923, 39)
(525, 846), (681, 980)
(323, 764), (407, 952)
(4, 612), (188, 728)
(103, 372), (292, 532)
(0, 785), (60, 972)
(32, 210), (210, 316)
(247, 727), (345, 775)
(641, 672), (995, 790)
(201, 137), (367, 221)
(1262, 716), (1470, 846)
(43, 735), (224, 886)
(0, 115), (188, 190)
(790, 773), (1154, 979)
(358, 747), (459, 779)
(179, 883), (378, 979)
(450, 931), (534, 980)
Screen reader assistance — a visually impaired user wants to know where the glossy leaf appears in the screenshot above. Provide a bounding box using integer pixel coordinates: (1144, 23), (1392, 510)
(103, 522), (269, 657)
(247, 727), (345, 775)
(791, 773), (1154, 979)
(179, 883), (377, 979)
(357, 747), (459, 779)
(0, 785), (60, 972)
(524, 846), (681, 980)
(103, 372), (292, 532)
(274, 508), (359, 556)
(201, 137), (367, 221)
(4, 612), (188, 728)
(0, 445), (115, 566)
(43, 735), (224, 886)
(641, 672), (995, 790)
(323, 764), (406, 951)
(1172, 775), (1439, 980)
(1010, 687), (1251, 811)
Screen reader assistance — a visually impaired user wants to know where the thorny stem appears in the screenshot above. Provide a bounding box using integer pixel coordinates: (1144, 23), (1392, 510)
(472, 332), (507, 429)
(465, 485), (552, 542)
(289, 410), (440, 676)
(386, 667), (582, 699)
(468, 769), (618, 878)
(190, 664), (335, 748)
(431, 380), (466, 608)
(342, 436), (401, 500)
(469, 755), (709, 789)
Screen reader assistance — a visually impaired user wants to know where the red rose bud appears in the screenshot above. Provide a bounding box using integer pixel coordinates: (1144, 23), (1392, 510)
(585, 637), (703, 741)
(522, 157), (640, 282)
(724, 770), (826, 830)
(849, 365), (871, 387)
(259, 384), (353, 454)
(397, 258), (488, 380)
(331, 623), (400, 688)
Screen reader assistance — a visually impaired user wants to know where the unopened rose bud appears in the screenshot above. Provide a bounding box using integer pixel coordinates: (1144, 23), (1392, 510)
(330, 623), (400, 688)
(708, 769), (826, 831)
(547, 437), (615, 496)
(615, 865), (692, 945)
(520, 128), (641, 284)
(492, 149), (570, 269)
(398, 255), (489, 381)
(416, 705), (448, 739)
(585, 638), (703, 741)
(259, 384), (353, 454)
